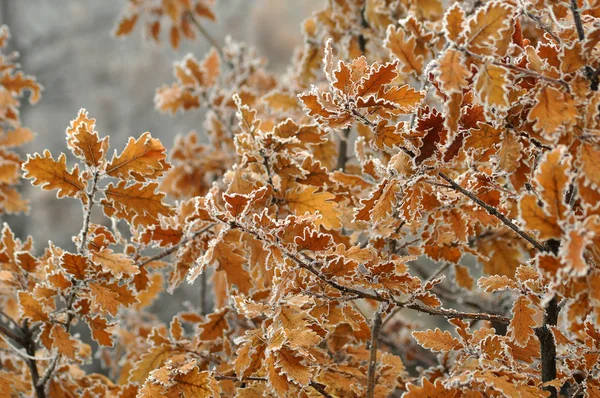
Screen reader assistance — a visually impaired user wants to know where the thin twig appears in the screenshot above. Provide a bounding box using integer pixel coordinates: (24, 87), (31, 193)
(311, 381), (334, 398)
(229, 221), (510, 323)
(39, 170), (101, 389)
(0, 320), (25, 345)
(187, 12), (233, 69)
(366, 304), (385, 398)
(523, 11), (561, 44)
(0, 334), (53, 361)
(136, 223), (215, 268)
(438, 172), (547, 253)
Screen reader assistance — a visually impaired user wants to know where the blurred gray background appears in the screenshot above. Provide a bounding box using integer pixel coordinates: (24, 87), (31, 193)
(0, 0), (319, 248)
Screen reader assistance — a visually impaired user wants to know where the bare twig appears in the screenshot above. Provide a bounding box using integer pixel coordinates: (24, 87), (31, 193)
(367, 304), (385, 398)
(187, 12), (233, 69)
(523, 11), (561, 44)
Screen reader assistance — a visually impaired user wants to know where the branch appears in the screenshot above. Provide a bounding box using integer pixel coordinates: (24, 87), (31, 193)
(0, 320), (25, 345)
(38, 170), (101, 390)
(336, 127), (351, 171)
(569, 0), (599, 90)
(187, 12), (233, 69)
(310, 381), (334, 398)
(229, 221), (510, 323)
(78, 170), (100, 254)
(136, 223), (215, 268)
(366, 305), (384, 398)
(535, 296), (559, 398)
(438, 172), (547, 253)
(522, 11), (561, 44)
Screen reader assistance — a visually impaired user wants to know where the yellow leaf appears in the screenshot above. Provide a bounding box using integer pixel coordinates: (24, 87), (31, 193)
(285, 185), (341, 229)
(23, 150), (86, 199)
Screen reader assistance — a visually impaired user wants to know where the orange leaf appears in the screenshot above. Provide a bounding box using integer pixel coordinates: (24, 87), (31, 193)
(23, 150), (86, 199)
(519, 193), (563, 240)
(66, 109), (108, 168)
(385, 26), (423, 75)
(103, 181), (174, 226)
(61, 252), (92, 280)
(412, 328), (462, 352)
(50, 324), (78, 359)
(357, 61), (398, 98)
(508, 296), (538, 347)
(106, 132), (169, 180)
(528, 86), (577, 135)
(474, 64), (509, 109)
(89, 282), (121, 317)
(284, 185), (341, 230)
(86, 315), (115, 347)
(18, 291), (48, 323)
(436, 49), (471, 94)
(92, 248), (139, 278)
(198, 308), (230, 340)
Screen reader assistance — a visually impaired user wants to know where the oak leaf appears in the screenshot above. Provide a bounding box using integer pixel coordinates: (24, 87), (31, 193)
(508, 296), (538, 347)
(22, 150), (86, 199)
(106, 132), (169, 180)
(284, 185), (341, 229)
(474, 64), (509, 109)
(86, 315), (115, 347)
(412, 328), (462, 352)
(528, 86), (577, 135)
(92, 248), (139, 278)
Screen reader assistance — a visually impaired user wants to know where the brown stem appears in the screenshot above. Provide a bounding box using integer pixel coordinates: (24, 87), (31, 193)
(522, 11), (561, 44)
(23, 325), (45, 398)
(366, 305), (384, 398)
(310, 381), (334, 398)
(569, 0), (599, 90)
(336, 127), (351, 171)
(535, 296), (559, 398)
